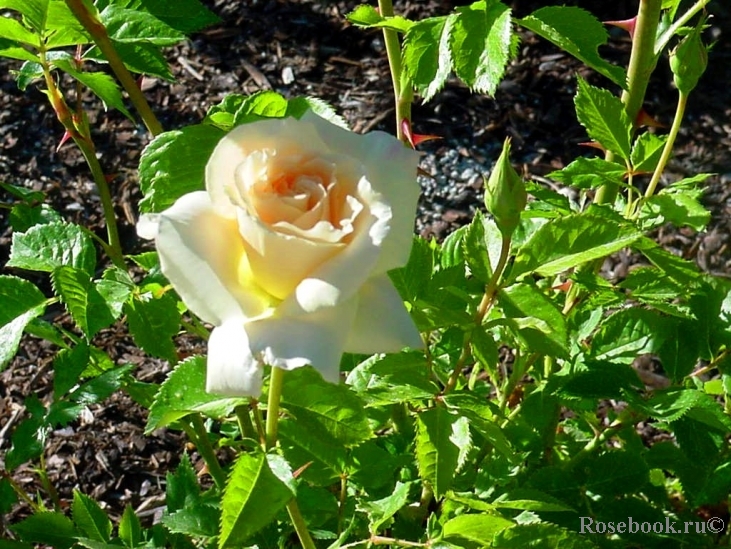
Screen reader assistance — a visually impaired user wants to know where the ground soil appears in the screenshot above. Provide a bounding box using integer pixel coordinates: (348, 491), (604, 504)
(1, 0), (730, 533)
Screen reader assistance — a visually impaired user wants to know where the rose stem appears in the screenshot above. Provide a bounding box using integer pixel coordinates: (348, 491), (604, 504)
(594, 0), (662, 206)
(64, 0), (164, 137)
(265, 367), (317, 549)
(182, 414), (227, 490)
(378, 0), (412, 143)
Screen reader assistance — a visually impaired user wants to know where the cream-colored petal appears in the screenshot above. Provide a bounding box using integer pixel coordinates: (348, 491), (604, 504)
(237, 208), (343, 300)
(246, 298), (358, 383)
(345, 275), (424, 354)
(206, 321), (263, 396)
(154, 192), (271, 325)
(301, 111), (421, 274)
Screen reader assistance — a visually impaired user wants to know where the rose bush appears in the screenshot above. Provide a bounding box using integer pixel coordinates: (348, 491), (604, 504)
(138, 112), (423, 396)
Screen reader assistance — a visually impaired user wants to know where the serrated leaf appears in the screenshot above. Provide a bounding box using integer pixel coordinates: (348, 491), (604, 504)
(345, 352), (436, 406)
(403, 14), (457, 102)
(43, 2), (90, 48)
(494, 523), (596, 549)
(146, 356), (246, 433)
(10, 203), (62, 231)
(8, 221), (96, 274)
(100, 5), (184, 45)
(346, 5), (413, 33)
(53, 342), (90, 398)
(0, 275), (46, 370)
(163, 503), (219, 537)
(139, 124), (224, 212)
(95, 269), (133, 320)
(450, 0), (513, 96)
(72, 491), (112, 543)
(5, 396), (47, 471)
(9, 512), (77, 549)
(633, 236), (700, 285)
(0, 17), (39, 47)
(548, 157), (626, 189)
(415, 407), (461, 498)
(639, 191), (710, 231)
(67, 365), (133, 406)
(52, 266), (116, 340)
(118, 505), (142, 549)
(584, 451), (649, 496)
(388, 236), (433, 303)
(166, 454), (200, 512)
(518, 6), (626, 88)
(359, 481), (411, 534)
(0, 38), (39, 62)
(0, 0), (48, 34)
(443, 514), (513, 545)
(462, 211), (493, 283)
(124, 290), (180, 363)
(631, 132), (667, 173)
(590, 308), (673, 363)
(281, 367), (371, 446)
(51, 56), (133, 120)
(574, 77), (632, 160)
(559, 361), (642, 400)
(219, 451), (295, 548)
(232, 90), (288, 126)
(511, 210), (642, 279)
(286, 96), (349, 130)
(85, 40), (173, 80)
(278, 418), (346, 486)
(625, 387), (728, 427)
(118, 0), (220, 34)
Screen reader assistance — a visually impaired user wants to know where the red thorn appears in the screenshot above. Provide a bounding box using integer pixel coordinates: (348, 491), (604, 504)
(578, 141), (606, 153)
(136, 75), (144, 90)
(552, 280), (572, 292)
(401, 118), (441, 149)
(56, 130), (72, 152)
(104, 173), (118, 184)
(605, 17), (637, 39)
(636, 109), (666, 129)
(292, 462), (312, 479)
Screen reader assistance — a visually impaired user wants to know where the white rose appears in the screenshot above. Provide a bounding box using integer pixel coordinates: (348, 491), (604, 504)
(138, 112), (423, 396)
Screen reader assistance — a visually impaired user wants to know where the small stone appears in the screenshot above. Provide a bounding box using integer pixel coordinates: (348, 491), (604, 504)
(282, 66), (295, 85)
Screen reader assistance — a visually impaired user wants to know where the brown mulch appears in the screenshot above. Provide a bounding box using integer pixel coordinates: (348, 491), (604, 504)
(1, 0), (730, 530)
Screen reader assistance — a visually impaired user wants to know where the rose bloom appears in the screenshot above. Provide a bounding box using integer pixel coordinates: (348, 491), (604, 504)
(138, 112), (423, 396)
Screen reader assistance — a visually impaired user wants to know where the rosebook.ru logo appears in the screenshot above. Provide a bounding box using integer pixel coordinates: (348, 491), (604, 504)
(579, 516), (725, 536)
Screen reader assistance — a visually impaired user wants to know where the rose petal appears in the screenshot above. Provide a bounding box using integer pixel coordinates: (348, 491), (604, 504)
(206, 321), (262, 396)
(345, 274), (424, 353)
(246, 297), (358, 383)
(301, 111), (421, 274)
(154, 191), (272, 325)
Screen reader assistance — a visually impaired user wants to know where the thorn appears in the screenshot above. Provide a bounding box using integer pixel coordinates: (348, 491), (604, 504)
(605, 17), (637, 39)
(417, 167), (435, 180)
(292, 462), (312, 479)
(104, 173), (118, 184)
(552, 280), (572, 292)
(636, 109), (667, 129)
(136, 75), (144, 90)
(401, 118), (442, 149)
(578, 141), (606, 153)
(56, 130), (72, 152)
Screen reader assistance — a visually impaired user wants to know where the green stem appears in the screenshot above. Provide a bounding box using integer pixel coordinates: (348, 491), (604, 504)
(263, 368), (317, 549)
(444, 235), (512, 394)
(655, 0), (712, 55)
(38, 47), (125, 268)
(235, 404), (257, 441)
(377, 0), (412, 142)
(642, 91), (688, 200)
(183, 414), (227, 490)
(64, 0), (163, 137)
(337, 474), (348, 535)
(250, 398), (267, 448)
(594, 0), (662, 206)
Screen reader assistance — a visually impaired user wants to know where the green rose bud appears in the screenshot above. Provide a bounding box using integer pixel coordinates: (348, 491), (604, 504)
(484, 138), (527, 237)
(670, 21), (708, 95)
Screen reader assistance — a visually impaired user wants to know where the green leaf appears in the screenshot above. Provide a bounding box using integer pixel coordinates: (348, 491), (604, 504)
(388, 236), (434, 303)
(631, 132), (667, 173)
(162, 503), (219, 537)
(518, 6), (626, 88)
(166, 454), (200, 512)
(583, 450), (649, 496)
(574, 77), (632, 160)
(415, 407), (461, 498)
(286, 96), (349, 130)
(51, 266), (116, 340)
(139, 124), (225, 212)
(450, 0), (513, 97)
(10, 203), (62, 231)
(5, 396), (47, 471)
(146, 356), (246, 433)
(85, 40), (173, 80)
(499, 282), (568, 358)
(10, 512), (77, 549)
(278, 418), (346, 486)
(345, 351), (436, 406)
(462, 211), (493, 283)
(232, 90), (288, 126)
(403, 14), (457, 101)
(639, 191), (710, 231)
(346, 5), (413, 33)
(8, 221), (96, 274)
(100, 5), (184, 45)
(548, 157), (626, 189)
(281, 367), (371, 446)
(358, 481), (411, 533)
(219, 452), (295, 548)
(0, 38), (39, 62)
(124, 290), (180, 363)
(0, 17), (40, 46)
(43, 2), (90, 48)
(115, 0), (220, 34)
(0, 275), (46, 370)
(590, 308), (673, 363)
(494, 523), (596, 549)
(633, 236), (701, 285)
(118, 505), (142, 549)
(559, 361), (642, 400)
(443, 514), (513, 545)
(96, 268), (134, 320)
(0, 478), (17, 515)
(0, 0), (48, 33)
(53, 342), (90, 398)
(51, 56), (133, 120)
(72, 491), (112, 543)
(511, 210), (642, 279)
(67, 364), (133, 406)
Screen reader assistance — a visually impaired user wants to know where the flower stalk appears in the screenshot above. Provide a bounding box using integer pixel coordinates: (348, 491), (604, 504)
(378, 0), (412, 143)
